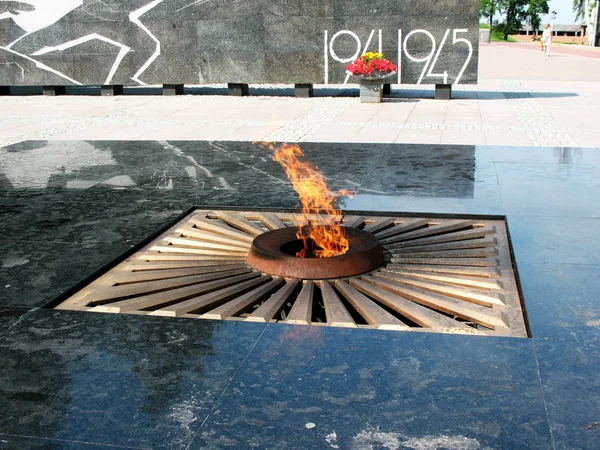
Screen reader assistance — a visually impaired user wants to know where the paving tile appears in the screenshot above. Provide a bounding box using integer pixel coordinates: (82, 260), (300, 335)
(441, 130), (487, 145)
(394, 129), (442, 144)
(485, 131), (532, 146)
(350, 126), (401, 143)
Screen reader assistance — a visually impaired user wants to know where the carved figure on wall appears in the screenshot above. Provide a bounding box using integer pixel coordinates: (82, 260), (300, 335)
(0, 0), (167, 85)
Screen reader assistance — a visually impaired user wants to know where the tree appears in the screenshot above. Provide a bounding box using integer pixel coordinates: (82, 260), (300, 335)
(484, 0), (549, 40)
(526, 0), (550, 35)
(480, 0), (503, 42)
(573, 0), (599, 46)
(498, 0), (529, 40)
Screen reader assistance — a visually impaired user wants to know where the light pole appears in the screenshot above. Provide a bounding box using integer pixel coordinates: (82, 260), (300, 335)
(551, 10), (557, 32)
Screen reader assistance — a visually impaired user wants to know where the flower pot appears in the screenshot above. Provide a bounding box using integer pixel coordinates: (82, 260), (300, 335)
(359, 78), (383, 103)
(357, 71), (396, 103)
(360, 70), (397, 81)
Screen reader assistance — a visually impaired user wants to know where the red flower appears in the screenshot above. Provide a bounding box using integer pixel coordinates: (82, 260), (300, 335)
(345, 53), (397, 76)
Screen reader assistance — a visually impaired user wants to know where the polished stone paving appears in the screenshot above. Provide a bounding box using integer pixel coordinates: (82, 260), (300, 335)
(1, 140), (599, 449)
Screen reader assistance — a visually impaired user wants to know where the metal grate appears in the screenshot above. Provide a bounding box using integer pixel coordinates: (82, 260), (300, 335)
(56, 210), (527, 337)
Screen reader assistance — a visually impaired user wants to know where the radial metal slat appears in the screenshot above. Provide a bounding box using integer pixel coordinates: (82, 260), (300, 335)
(335, 280), (408, 330)
(363, 276), (509, 332)
(189, 215), (255, 243)
(174, 226), (252, 249)
(140, 254), (247, 262)
(350, 279), (473, 331)
(320, 281), (357, 328)
(343, 216), (366, 228)
(81, 267), (253, 306)
(388, 248), (496, 259)
(257, 212), (287, 230)
(364, 217), (397, 234)
(113, 264), (248, 284)
(380, 220), (477, 244)
(127, 261), (244, 271)
(202, 278), (285, 320)
(286, 281), (314, 325)
(385, 263), (500, 278)
(151, 275), (271, 317)
(163, 237), (251, 253)
(218, 211), (266, 236)
(373, 218), (430, 240)
(86, 271), (260, 312)
(380, 268), (501, 290)
(372, 272), (504, 307)
(150, 245), (248, 256)
(388, 236), (496, 253)
(386, 226), (496, 248)
(390, 256), (498, 267)
(246, 280), (300, 322)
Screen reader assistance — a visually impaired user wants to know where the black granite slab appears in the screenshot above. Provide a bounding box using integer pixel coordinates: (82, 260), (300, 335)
(518, 263), (600, 341)
(495, 158), (600, 217)
(535, 338), (600, 450)
(0, 306), (34, 335)
(507, 215), (600, 266)
(0, 197), (186, 245)
(191, 324), (552, 449)
(0, 435), (131, 450)
(347, 144), (503, 215)
(0, 241), (132, 308)
(0, 309), (267, 449)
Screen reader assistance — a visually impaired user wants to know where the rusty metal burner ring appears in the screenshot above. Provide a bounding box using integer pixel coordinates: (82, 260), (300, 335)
(247, 226), (385, 279)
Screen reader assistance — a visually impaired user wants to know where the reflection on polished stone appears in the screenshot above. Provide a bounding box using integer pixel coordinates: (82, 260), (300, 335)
(0, 140), (598, 449)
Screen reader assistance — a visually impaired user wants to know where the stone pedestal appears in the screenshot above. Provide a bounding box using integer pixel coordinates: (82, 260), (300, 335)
(359, 79), (383, 103)
(435, 84), (452, 100)
(43, 86), (66, 96)
(294, 83), (313, 98)
(228, 83), (249, 96)
(163, 84), (184, 95)
(101, 85), (124, 96)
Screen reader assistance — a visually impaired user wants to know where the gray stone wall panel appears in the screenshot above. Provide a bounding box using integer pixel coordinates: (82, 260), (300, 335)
(0, 0), (478, 86)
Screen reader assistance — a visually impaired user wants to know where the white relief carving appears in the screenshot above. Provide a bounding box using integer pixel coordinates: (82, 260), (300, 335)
(5, 0), (82, 34)
(0, 44), (82, 84)
(0, 0), (167, 85)
(129, 0), (166, 85)
(32, 34), (131, 85)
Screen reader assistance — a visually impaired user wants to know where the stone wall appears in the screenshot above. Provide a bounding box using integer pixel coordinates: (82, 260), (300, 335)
(0, 0), (479, 87)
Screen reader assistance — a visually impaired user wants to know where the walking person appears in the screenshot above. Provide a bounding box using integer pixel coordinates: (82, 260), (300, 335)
(542, 24), (552, 56)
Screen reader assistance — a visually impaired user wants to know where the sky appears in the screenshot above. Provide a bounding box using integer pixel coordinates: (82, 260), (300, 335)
(541, 0), (581, 25)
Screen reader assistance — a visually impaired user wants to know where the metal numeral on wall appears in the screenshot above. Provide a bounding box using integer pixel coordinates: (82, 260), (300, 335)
(402, 28), (473, 85)
(324, 29), (382, 84)
(324, 28), (473, 85)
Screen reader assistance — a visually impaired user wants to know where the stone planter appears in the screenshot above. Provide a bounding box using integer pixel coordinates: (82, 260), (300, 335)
(357, 71), (396, 104)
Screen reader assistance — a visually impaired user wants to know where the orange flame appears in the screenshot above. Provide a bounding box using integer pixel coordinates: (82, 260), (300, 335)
(260, 142), (354, 258)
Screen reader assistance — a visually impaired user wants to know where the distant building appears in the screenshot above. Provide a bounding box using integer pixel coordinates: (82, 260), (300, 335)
(511, 24), (589, 44)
